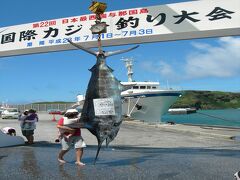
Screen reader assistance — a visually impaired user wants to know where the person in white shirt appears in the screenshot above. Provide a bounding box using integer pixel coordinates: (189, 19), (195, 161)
(1, 127), (16, 136)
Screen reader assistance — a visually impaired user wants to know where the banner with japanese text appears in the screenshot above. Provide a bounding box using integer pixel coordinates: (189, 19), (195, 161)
(0, 0), (239, 57)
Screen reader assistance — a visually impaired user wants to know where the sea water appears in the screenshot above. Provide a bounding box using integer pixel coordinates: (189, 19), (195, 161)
(162, 109), (240, 128)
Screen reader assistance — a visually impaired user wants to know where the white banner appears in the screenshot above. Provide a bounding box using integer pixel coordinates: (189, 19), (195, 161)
(0, 0), (239, 57)
(93, 98), (115, 116)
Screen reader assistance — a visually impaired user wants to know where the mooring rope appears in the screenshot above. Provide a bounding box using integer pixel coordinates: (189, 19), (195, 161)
(197, 111), (240, 123)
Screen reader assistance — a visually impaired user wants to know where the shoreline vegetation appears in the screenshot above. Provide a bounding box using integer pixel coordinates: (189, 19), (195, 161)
(171, 90), (240, 110)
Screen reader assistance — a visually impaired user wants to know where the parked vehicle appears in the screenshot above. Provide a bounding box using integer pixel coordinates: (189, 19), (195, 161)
(0, 108), (4, 117)
(1, 108), (19, 119)
(0, 108), (4, 115)
(48, 109), (65, 115)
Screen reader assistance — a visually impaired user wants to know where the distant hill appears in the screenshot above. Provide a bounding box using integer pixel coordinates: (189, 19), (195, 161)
(171, 90), (240, 109)
(32, 101), (74, 104)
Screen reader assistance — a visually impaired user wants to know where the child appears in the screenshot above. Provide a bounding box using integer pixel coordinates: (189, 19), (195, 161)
(26, 109), (38, 122)
(55, 109), (80, 142)
(19, 109), (38, 124)
(18, 109), (29, 127)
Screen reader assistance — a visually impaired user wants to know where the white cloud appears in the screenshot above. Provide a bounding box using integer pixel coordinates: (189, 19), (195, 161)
(140, 60), (176, 79)
(140, 37), (240, 82)
(185, 37), (240, 79)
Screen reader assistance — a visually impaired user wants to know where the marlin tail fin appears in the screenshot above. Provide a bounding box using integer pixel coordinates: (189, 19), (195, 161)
(67, 39), (97, 56)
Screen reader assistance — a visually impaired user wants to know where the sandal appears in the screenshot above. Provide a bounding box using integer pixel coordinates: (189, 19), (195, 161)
(58, 159), (66, 164)
(75, 162), (85, 166)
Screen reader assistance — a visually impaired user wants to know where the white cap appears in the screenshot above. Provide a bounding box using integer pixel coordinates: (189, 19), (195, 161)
(65, 109), (78, 113)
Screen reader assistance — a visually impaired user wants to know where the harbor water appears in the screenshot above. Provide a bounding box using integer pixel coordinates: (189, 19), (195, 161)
(162, 109), (240, 128)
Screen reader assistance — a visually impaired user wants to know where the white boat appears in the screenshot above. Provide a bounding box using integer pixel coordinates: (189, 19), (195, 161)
(168, 108), (196, 115)
(120, 58), (182, 123)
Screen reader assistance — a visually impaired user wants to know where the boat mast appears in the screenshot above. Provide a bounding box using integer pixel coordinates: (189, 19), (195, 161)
(121, 57), (134, 82)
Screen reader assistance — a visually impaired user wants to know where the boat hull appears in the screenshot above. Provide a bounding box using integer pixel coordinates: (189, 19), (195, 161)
(122, 92), (181, 123)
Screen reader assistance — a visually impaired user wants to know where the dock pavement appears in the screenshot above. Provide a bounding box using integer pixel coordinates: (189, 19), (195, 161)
(0, 112), (239, 180)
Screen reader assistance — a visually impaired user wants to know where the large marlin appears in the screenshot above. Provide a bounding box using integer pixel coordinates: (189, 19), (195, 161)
(68, 40), (139, 164)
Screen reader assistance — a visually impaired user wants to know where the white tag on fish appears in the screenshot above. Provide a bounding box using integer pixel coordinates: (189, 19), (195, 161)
(93, 98), (116, 116)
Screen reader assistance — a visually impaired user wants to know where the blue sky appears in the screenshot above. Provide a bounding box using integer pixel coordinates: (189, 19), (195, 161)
(0, 0), (239, 104)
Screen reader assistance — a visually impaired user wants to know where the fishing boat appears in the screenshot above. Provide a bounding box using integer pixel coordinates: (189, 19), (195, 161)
(120, 58), (182, 123)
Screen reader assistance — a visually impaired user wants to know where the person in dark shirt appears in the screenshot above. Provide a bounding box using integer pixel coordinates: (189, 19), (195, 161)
(18, 109), (38, 144)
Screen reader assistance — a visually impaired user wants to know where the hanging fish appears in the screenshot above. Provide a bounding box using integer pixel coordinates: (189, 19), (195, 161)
(68, 40), (139, 164)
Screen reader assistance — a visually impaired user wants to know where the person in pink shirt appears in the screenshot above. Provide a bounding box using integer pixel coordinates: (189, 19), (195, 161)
(57, 109), (86, 166)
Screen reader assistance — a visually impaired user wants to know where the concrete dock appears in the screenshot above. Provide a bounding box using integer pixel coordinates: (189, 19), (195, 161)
(0, 113), (239, 180)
